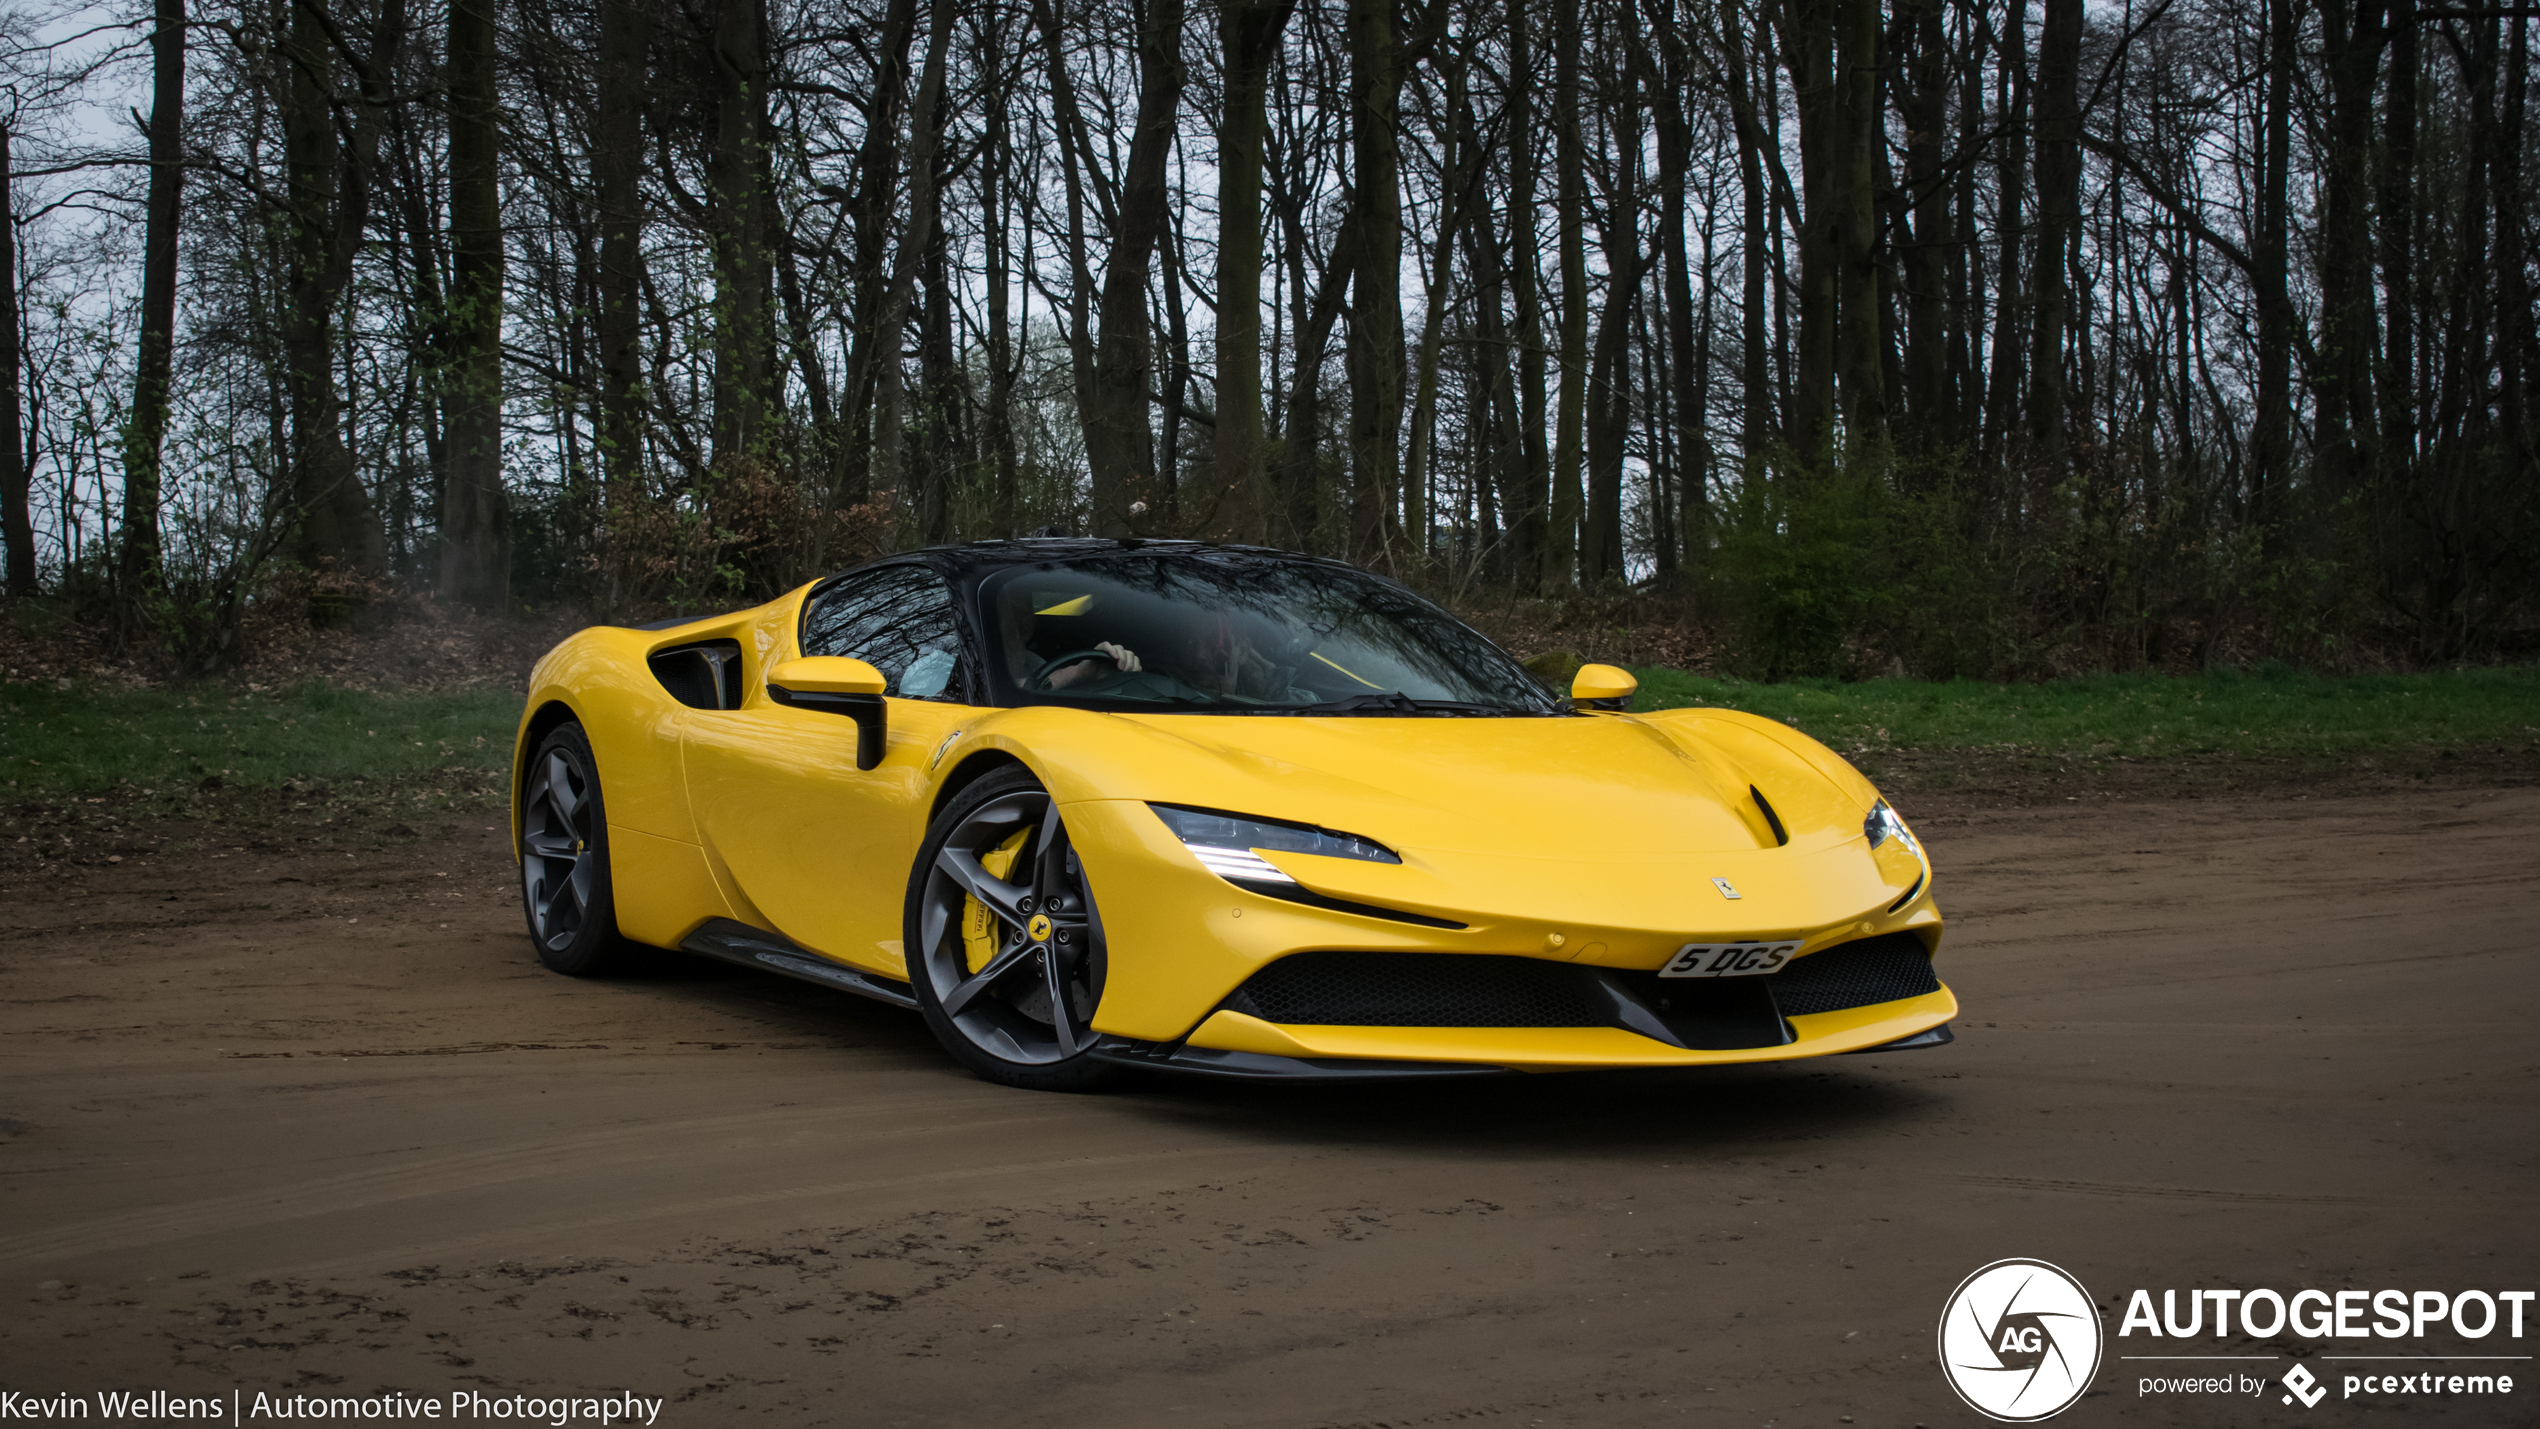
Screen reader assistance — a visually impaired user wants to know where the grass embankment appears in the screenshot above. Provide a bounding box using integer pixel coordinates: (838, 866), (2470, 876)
(4, 682), (518, 800)
(1633, 665), (2540, 766)
(5, 665), (2534, 809)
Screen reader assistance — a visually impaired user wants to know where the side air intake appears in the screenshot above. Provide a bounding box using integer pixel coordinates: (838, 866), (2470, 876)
(650, 639), (744, 710)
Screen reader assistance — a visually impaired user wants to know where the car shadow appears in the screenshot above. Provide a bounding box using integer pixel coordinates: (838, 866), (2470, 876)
(1099, 1056), (1949, 1158)
(573, 953), (1951, 1155)
(581, 952), (948, 1053)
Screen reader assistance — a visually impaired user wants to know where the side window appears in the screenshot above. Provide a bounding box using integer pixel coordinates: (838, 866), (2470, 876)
(798, 566), (971, 702)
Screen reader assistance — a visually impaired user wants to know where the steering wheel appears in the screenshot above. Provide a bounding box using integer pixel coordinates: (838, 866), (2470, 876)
(1028, 648), (1128, 690)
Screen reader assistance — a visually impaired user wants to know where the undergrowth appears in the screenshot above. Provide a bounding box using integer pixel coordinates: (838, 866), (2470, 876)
(1635, 664), (2540, 761)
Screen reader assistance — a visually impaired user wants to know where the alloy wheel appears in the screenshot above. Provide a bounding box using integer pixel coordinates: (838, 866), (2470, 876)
(520, 746), (598, 953)
(914, 786), (1104, 1065)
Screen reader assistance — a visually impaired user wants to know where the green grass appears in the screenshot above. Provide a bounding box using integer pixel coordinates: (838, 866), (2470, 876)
(3, 682), (519, 798)
(1631, 664), (2540, 760)
(6, 666), (2535, 804)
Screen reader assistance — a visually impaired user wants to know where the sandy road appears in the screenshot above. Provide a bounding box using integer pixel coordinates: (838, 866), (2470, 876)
(1, 785), (2535, 1427)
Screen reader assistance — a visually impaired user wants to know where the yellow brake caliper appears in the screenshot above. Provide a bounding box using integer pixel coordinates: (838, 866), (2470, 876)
(962, 827), (1032, 974)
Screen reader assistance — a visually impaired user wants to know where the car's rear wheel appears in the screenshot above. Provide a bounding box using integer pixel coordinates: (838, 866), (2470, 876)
(905, 768), (1115, 1091)
(519, 721), (641, 976)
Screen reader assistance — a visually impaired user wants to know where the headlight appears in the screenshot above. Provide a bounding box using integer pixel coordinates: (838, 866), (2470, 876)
(1149, 804), (1399, 885)
(1864, 799), (1918, 855)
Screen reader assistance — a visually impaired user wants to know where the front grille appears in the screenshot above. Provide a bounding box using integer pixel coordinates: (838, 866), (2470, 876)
(1221, 952), (1612, 1028)
(1770, 932), (1941, 1016)
(1216, 935), (1939, 1041)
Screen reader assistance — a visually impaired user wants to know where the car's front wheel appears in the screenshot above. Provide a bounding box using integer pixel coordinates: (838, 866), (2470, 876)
(519, 721), (641, 976)
(905, 768), (1115, 1091)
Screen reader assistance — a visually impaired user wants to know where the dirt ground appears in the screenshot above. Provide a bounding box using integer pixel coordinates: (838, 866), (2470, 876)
(1, 780), (2534, 1427)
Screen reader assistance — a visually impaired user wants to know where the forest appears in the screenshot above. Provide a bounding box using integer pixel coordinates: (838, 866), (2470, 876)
(0, 0), (2531, 679)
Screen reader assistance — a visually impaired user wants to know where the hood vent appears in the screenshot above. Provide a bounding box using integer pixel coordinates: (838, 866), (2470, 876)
(1749, 786), (1790, 847)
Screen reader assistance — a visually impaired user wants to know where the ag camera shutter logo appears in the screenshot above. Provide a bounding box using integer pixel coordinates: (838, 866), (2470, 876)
(1939, 1259), (2105, 1421)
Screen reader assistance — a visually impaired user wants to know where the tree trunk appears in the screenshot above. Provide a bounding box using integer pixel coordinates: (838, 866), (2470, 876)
(775, 230), (835, 491)
(1216, 0), (1294, 544)
(2376, 2), (2418, 469)
(442, 0), (509, 610)
(281, 0), (390, 587)
(1584, 240), (1641, 586)
(1272, 223), (1355, 554)
(1157, 200), (1193, 527)
(982, 4), (1022, 539)
(1549, 0), (1587, 585)
(834, 0), (920, 509)
(1585, 27), (1643, 587)
(119, 0), (185, 619)
(916, 213), (961, 544)
(2027, 0), (2082, 462)
(707, 0), (772, 466)
(1834, 0), (1886, 441)
(0, 125), (29, 597)
(1688, 201), (1718, 566)
(1982, 8), (2029, 476)
(595, 0), (652, 599)
(2249, 0), (2296, 543)
(2496, 15), (2531, 489)
(871, 0), (955, 509)
(1949, 22), (1983, 447)
(1654, 4), (1706, 575)
(2315, 0), (2388, 490)
(2431, 17), (2493, 454)
(1897, 0), (1949, 444)
(1403, 49), (1474, 577)
(1084, 0), (1187, 535)
(1028, 0), (1099, 515)
(1460, 154), (1525, 584)
(1721, 21), (1773, 460)
(1344, 0), (1408, 568)
(1781, 0), (1837, 461)
(1507, 0), (1550, 585)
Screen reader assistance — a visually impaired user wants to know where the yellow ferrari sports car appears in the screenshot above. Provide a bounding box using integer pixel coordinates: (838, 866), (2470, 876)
(512, 539), (1953, 1090)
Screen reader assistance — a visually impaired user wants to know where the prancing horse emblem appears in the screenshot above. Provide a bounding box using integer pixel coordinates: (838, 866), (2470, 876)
(1711, 877), (1742, 900)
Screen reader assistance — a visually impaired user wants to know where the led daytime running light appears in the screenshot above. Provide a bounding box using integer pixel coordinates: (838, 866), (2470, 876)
(1864, 799), (1919, 855)
(1149, 804), (1399, 884)
(1188, 846), (1295, 884)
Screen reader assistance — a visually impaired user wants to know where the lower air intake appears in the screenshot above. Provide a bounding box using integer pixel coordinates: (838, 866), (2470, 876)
(1770, 932), (1941, 1016)
(1221, 952), (1612, 1028)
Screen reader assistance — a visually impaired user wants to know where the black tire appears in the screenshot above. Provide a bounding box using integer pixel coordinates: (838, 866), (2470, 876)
(904, 767), (1116, 1092)
(518, 721), (642, 976)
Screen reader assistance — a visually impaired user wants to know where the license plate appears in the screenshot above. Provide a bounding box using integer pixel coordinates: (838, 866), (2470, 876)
(1659, 940), (1801, 978)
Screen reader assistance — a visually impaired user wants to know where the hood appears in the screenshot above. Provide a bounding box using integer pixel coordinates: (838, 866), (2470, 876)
(1007, 708), (1871, 860)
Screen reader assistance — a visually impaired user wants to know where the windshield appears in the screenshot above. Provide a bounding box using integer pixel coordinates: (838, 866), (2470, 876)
(974, 552), (1564, 715)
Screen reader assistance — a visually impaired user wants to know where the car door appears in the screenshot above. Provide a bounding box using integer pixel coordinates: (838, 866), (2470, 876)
(682, 564), (981, 978)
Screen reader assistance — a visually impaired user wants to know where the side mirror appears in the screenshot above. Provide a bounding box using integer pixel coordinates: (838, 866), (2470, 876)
(766, 657), (889, 770)
(1571, 663), (1638, 712)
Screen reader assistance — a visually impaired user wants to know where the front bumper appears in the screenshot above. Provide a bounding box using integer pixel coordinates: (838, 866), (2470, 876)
(1064, 797), (1954, 1070)
(1173, 985), (1956, 1073)
(1090, 1014), (1957, 1081)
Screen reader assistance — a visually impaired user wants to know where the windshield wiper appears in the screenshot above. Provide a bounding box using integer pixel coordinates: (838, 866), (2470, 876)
(1301, 692), (1510, 716)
